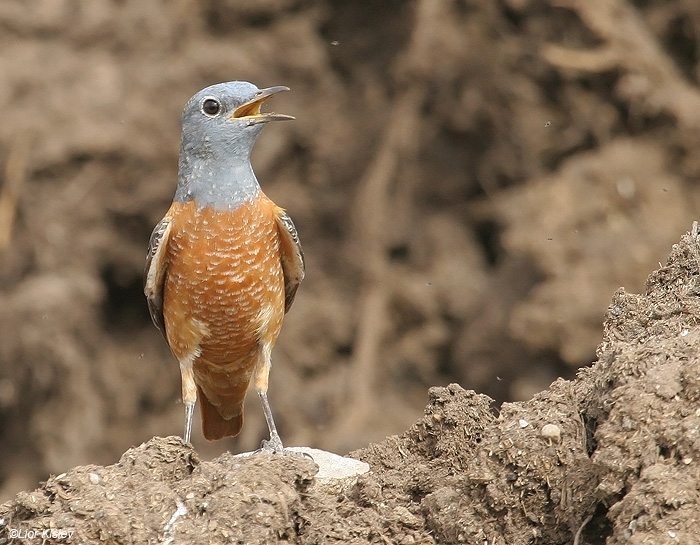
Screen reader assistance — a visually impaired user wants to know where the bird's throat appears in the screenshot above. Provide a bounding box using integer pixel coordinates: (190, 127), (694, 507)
(174, 157), (261, 211)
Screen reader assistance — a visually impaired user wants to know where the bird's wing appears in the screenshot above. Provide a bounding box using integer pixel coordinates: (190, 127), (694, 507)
(144, 217), (172, 339)
(275, 210), (305, 313)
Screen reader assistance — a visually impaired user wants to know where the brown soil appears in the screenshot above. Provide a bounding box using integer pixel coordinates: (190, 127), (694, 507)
(3, 231), (700, 543)
(2, 1), (700, 543)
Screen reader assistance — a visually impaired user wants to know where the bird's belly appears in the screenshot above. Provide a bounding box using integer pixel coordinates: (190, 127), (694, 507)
(162, 199), (285, 366)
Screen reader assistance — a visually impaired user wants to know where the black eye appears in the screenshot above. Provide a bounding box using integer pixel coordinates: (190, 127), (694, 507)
(202, 98), (221, 116)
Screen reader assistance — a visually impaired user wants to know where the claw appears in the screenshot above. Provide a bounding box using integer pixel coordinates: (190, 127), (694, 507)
(259, 435), (285, 455)
(254, 441), (313, 460)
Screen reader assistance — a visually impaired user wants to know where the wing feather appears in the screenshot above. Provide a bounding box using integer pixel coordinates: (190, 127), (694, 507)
(144, 217), (172, 339)
(275, 210), (305, 313)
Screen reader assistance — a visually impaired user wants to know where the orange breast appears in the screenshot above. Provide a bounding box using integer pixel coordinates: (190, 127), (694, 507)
(162, 193), (285, 371)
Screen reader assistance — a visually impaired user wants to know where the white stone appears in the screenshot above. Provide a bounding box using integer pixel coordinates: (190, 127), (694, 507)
(236, 447), (370, 480)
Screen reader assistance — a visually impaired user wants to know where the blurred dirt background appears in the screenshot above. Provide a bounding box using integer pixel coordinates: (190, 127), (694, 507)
(1, 0), (700, 525)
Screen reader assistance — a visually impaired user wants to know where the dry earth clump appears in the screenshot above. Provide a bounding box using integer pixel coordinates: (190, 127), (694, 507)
(3, 228), (700, 544)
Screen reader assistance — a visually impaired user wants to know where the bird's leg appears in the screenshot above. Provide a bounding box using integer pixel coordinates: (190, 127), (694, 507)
(258, 389), (284, 454)
(257, 388), (312, 460)
(254, 352), (285, 454)
(180, 359), (197, 444)
(253, 344), (311, 458)
(184, 402), (195, 444)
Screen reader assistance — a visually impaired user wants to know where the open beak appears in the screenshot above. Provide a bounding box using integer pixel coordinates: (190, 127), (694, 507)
(230, 86), (295, 124)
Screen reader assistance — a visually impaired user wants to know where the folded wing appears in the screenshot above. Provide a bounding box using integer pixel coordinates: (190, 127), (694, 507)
(144, 217), (172, 339)
(275, 210), (305, 313)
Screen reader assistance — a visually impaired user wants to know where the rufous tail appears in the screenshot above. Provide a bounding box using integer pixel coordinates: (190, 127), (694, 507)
(197, 385), (245, 440)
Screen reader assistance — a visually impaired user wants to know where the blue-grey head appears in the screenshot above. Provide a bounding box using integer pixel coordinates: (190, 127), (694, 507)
(175, 81), (293, 209)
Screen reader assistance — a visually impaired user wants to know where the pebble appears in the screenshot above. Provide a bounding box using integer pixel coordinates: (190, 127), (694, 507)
(540, 423), (561, 443)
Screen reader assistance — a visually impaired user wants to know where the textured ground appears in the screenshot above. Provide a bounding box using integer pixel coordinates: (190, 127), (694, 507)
(3, 230), (700, 543)
(1, 1), (700, 543)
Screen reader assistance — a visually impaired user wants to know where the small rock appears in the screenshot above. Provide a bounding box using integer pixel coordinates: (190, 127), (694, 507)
(540, 424), (561, 443)
(235, 447), (370, 480)
(286, 447), (370, 480)
(394, 505), (422, 529)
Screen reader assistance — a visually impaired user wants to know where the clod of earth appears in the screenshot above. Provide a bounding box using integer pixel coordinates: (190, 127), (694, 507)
(3, 228), (700, 544)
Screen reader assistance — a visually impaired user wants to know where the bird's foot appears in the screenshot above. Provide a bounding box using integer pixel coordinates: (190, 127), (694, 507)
(256, 435), (313, 460)
(258, 434), (284, 455)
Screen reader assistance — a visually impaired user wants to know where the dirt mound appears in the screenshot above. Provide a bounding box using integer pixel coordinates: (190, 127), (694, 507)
(3, 228), (700, 544)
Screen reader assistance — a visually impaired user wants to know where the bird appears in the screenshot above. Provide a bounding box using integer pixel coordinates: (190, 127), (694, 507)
(143, 81), (304, 453)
